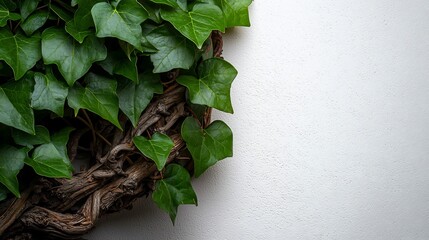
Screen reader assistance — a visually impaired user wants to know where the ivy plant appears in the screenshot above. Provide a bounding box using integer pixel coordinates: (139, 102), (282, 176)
(0, 0), (251, 224)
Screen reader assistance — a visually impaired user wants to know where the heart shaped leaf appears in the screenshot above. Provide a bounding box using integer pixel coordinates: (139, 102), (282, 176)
(12, 125), (50, 147)
(0, 145), (27, 197)
(181, 117), (232, 177)
(134, 132), (174, 171)
(0, 29), (41, 79)
(42, 27), (107, 86)
(161, 3), (224, 48)
(65, 0), (103, 43)
(91, 0), (148, 50)
(67, 73), (121, 129)
(152, 164), (197, 223)
(177, 58), (237, 113)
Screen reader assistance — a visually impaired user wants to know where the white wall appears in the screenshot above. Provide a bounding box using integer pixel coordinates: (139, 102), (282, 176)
(87, 1), (429, 239)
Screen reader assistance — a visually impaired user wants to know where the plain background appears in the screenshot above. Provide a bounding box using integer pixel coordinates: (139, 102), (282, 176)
(87, 0), (429, 239)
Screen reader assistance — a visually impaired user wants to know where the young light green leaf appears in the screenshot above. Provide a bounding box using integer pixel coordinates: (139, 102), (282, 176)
(0, 184), (7, 201)
(0, 77), (35, 134)
(91, 0), (148, 50)
(12, 125), (50, 147)
(150, 0), (187, 11)
(20, 0), (40, 20)
(0, 145), (27, 197)
(65, 0), (103, 43)
(99, 50), (138, 83)
(181, 117), (232, 177)
(0, 1), (20, 27)
(152, 164), (197, 223)
(147, 25), (196, 73)
(31, 71), (68, 116)
(67, 73), (122, 129)
(177, 58), (237, 113)
(20, 10), (49, 36)
(41, 27), (107, 86)
(117, 73), (163, 127)
(0, 29), (41, 79)
(161, 3), (224, 48)
(25, 127), (74, 178)
(133, 133), (174, 171)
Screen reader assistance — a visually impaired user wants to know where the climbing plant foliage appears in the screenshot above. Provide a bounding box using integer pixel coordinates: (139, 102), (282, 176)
(0, 0), (251, 223)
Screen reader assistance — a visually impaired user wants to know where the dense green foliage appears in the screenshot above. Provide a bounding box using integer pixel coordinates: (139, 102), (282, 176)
(0, 0), (251, 222)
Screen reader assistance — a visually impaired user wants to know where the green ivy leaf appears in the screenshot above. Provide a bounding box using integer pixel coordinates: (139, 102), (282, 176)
(91, 0), (148, 50)
(152, 164), (197, 223)
(150, 0), (187, 11)
(177, 58), (237, 113)
(25, 127), (74, 178)
(99, 50), (138, 83)
(41, 27), (107, 86)
(12, 125), (50, 147)
(20, 10), (49, 36)
(201, 0), (251, 27)
(181, 117), (232, 177)
(0, 145), (27, 197)
(161, 3), (224, 48)
(117, 73), (163, 127)
(67, 73), (122, 129)
(133, 133), (174, 171)
(31, 70), (68, 116)
(0, 29), (41, 80)
(0, 77), (35, 134)
(20, 0), (40, 20)
(147, 25), (195, 73)
(0, 184), (8, 201)
(65, 0), (103, 43)
(0, 1), (20, 27)
(49, 3), (72, 22)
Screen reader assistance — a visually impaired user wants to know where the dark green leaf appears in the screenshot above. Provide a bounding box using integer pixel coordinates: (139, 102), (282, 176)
(31, 70), (68, 116)
(147, 25), (195, 73)
(181, 117), (232, 177)
(91, 0), (148, 50)
(20, 0), (40, 20)
(117, 73), (163, 127)
(0, 145), (27, 197)
(41, 27), (107, 86)
(20, 10), (49, 36)
(49, 3), (72, 22)
(25, 127), (74, 178)
(0, 77), (35, 134)
(67, 73), (122, 129)
(12, 125), (50, 147)
(150, 0), (187, 11)
(152, 164), (197, 223)
(65, 0), (103, 43)
(133, 132), (174, 171)
(0, 184), (8, 201)
(161, 3), (224, 48)
(177, 58), (237, 113)
(0, 1), (20, 27)
(0, 29), (41, 79)
(99, 50), (138, 83)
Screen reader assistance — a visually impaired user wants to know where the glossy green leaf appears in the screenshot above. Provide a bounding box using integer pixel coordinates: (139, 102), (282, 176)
(147, 25), (195, 73)
(0, 184), (7, 201)
(0, 77), (35, 134)
(177, 58), (237, 113)
(161, 3), (224, 48)
(0, 29), (41, 79)
(99, 50), (138, 83)
(65, 0), (103, 43)
(181, 117), (232, 177)
(0, 1), (20, 27)
(201, 0), (251, 27)
(67, 73), (121, 129)
(49, 3), (72, 22)
(12, 125), (50, 147)
(150, 0), (187, 11)
(31, 70), (68, 116)
(21, 10), (49, 36)
(0, 145), (27, 197)
(117, 73), (163, 127)
(25, 127), (74, 178)
(41, 27), (107, 86)
(20, 0), (40, 20)
(134, 133), (174, 171)
(152, 164), (197, 223)
(91, 0), (148, 50)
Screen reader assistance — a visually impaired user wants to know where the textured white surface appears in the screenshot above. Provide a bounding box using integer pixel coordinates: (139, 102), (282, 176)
(87, 1), (429, 239)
